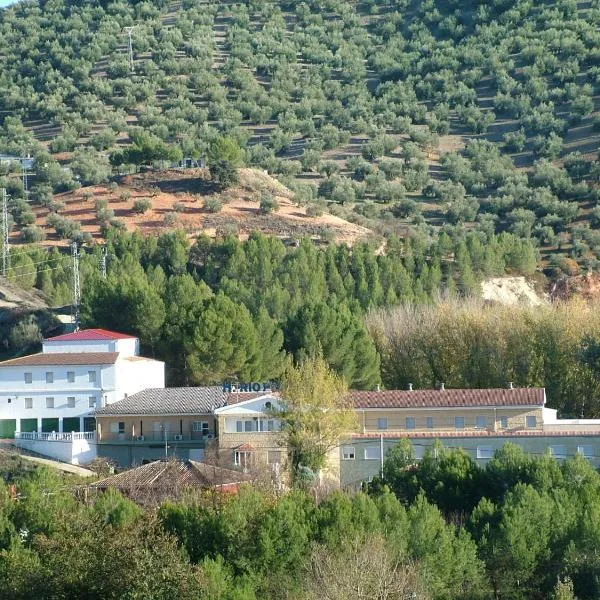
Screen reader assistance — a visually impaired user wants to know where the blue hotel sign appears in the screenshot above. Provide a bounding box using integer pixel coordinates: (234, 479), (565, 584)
(222, 382), (279, 392)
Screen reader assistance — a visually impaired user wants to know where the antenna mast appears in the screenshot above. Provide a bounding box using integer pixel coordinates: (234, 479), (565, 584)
(71, 242), (81, 330)
(124, 27), (135, 73)
(1, 189), (9, 278)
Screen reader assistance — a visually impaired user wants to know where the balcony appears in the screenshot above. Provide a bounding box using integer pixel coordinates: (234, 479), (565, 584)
(98, 432), (215, 444)
(14, 431), (97, 465)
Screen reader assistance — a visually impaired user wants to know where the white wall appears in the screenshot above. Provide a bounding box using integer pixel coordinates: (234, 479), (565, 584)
(42, 337), (138, 357)
(114, 358), (165, 403)
(15, 438), (97, 465)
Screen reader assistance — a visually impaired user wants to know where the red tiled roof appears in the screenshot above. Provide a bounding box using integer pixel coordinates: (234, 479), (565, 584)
(350, 388), (545, 409)
(44, 329), (137, 342)
(0, 352), (119, 367)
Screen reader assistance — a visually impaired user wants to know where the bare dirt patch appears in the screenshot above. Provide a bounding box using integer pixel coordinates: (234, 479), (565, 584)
(18, 168), (374, 248)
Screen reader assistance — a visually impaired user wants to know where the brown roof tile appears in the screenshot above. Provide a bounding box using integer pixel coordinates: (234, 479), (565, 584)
(349, 388), (545, 409)
(0, 352), (119, 367)
(90, 459), (250, 489)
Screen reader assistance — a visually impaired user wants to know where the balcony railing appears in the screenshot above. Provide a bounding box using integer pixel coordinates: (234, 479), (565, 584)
(100, 432), (215, 443)
(15, 431), (96, 442)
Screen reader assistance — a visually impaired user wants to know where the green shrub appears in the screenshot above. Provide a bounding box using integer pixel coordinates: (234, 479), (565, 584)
(259, 193), (279, 214)
(205, 196), (223, 213)
(21, 225), (45, 243)
(132, 198), (152, 214)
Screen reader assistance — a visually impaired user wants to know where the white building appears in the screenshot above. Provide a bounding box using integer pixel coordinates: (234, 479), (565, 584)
(0, 328), (165, 464)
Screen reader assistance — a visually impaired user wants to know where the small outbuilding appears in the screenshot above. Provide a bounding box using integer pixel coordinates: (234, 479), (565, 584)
(88, 459), (250, 504)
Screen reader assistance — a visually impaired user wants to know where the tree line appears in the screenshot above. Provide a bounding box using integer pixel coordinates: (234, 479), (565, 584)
(2, 228), (538, 387)
(0, 442), (593, 599)
(368, 297), (600, 418)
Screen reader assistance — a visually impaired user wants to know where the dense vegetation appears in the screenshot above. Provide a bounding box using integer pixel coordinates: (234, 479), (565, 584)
(0, 0), (598, 268)
(3, 229), (538, 388)
(369, 298), (600, 417)
(0, 444), (597, 599)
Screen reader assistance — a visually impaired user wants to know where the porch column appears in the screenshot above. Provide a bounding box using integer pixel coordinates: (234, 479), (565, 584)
(58, 418), (63, 434)
(37, 417), (42, 433)
(79, 417), (84, 433)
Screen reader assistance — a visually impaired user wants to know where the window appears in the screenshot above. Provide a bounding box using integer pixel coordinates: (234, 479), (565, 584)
(45, 372), (53, 384)
(526, 415), (537, 428)
(67, 371), (75, 383)
(193, 421), (210, 435)
(234, 451), (253, 468)
(406, 417), (416, 430)
(477, 446), (493, 459)
(118, 422), (125, 434)
(236, 420), (243, 433)
(364, 446), (381, 460)
(455, 416), (465, 430)
(88, 371), (96, 383)
(244, 420), (254, 432)
(378, 417), (388, 430)
(88, 396), (96, 408)
(426, 416), (434, 429)
(24, 398), (32, 409)
(577, 446), (593, 458)
(475, 416), (487, 429)
(342, 446), (356, 460)
(24, 372), (32, 384)
(67, 397), (76, 408)
(267, 420), (275, 432)
(46, 397), (54, 409)
(499, 416), (508, 429)
(268, 451), (282, 465)
(550, 445), (567, 459)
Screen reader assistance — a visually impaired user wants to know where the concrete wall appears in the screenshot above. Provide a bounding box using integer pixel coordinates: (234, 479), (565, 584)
(114, 358), (165, 402)
(339, 435), (600, 489)
(357, 406), (544, 433)
(16, 438), (97, 465)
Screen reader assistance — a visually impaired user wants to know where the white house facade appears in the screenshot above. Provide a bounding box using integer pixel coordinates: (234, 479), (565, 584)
(0, 328), (165, 464)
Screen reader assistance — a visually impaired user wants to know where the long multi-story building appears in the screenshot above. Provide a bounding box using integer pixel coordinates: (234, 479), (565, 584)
(0, 328), (164, 463)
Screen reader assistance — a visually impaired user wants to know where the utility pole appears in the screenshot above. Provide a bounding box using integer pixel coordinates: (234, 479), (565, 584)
(124, 27), (135, 73)
(1, 188), (9, 278)
(71, 242), (81, 330)
(22, 158), (31, 201)
(101, 245), (107, 279)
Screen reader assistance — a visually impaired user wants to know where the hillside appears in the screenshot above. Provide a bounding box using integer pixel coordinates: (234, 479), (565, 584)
(16, 167), (373, 246)
(0, 0), (599, 275)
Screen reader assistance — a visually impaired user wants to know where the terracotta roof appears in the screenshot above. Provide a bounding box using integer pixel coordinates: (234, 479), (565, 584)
(44, 329), (137, 342)
(235, 443), (255, 451)
(0, 352), (119, 367)
(90, 459), (249, 489)
(95, 387), (226, 416)
(349, 388), (545, 409)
